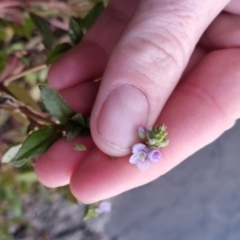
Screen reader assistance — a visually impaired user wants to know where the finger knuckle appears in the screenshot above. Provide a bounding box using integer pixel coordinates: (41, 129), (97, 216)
(121, 30), (185, 87)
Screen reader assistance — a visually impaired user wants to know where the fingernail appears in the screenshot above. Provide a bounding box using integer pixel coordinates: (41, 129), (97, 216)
(97, 84), (149, 152)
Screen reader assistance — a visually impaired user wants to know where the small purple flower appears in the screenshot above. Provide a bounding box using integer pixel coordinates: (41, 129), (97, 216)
(97, 202), (111, 214)
(148, 149), (162, 162)
(129, 143), (162, 172)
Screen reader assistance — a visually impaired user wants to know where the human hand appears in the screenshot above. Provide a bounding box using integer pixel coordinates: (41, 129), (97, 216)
(35, 0), (240, 203)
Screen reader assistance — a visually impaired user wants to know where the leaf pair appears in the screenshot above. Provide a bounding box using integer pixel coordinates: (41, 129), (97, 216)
(11, 86), (89, 167)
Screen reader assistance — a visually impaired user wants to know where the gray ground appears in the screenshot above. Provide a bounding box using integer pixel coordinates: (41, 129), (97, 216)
(106, 120), (240, 240)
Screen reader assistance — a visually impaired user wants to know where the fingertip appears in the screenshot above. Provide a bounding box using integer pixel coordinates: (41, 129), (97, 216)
(35, 137), (94, 188)
(69, 150), (107, 203)
(35, 154), (64, 188)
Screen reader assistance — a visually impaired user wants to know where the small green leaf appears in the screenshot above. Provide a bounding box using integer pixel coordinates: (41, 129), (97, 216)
(13, 158), (29, 168)
(82, 2), (105, 30)
(29, 13), (54, 51)
(69, 17), (84, 45)
(71, 113), (85, 126)
(46, 43), (72, 65)
(65, 121), (83, 142)
(83, 204), (98, 220)
(14, 125), (62, 166)
(2, 144), (22, 163)
(74, 144), (87, 152)
(40, 86), (75, 124)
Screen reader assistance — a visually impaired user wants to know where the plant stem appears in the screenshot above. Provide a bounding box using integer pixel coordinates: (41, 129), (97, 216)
(3, 100), (56, 126)
(3, 64), (48, 86)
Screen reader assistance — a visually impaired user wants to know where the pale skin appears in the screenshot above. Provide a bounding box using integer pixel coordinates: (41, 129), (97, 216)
(35, 0), (240, 203)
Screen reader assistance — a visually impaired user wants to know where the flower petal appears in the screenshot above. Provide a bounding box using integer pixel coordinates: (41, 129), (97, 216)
(137, 160), (151, 172)
(147, 149), (162, 163)
(132, 143), (147, 154)
(97, 202), (111, 214)
(129, 154), (139, 164)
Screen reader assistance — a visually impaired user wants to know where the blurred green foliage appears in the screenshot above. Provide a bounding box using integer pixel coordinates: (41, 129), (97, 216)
(0, 0), (107, 238)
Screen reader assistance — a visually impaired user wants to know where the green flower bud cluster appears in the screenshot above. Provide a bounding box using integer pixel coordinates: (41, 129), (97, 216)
(145, 125), (169, 148)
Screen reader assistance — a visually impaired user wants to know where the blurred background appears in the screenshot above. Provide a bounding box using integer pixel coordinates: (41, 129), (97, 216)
(0, 0), (239, 240)
(107, 120), (240, 240)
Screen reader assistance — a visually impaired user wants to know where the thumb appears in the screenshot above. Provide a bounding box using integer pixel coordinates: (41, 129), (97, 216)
(91, 0), (230, 156)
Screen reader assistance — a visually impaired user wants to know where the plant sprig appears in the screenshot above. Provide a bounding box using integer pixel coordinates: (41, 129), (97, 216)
(10, 86), (91, 167)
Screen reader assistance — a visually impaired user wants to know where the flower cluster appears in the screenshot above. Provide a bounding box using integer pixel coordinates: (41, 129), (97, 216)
(129, 125), (169, 172)
(138, 125), (169, 148)
(83, 201), (111, 220)
(130, 143), (162, 171)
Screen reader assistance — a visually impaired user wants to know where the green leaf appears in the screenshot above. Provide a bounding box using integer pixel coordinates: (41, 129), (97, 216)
(65, 114), (90, 141)
(46, 43), (72, 65)
(29, 13), (54, 51)
(83, 204), (98, 220)
(69, 17), (84, 45)
(40, 86), (75, 124)
(68, 2), (104, 45)
(82, 2), (104, 30)
(65, 120), (83, 141)
(74, 144), (87, 152)
(14, 125), (62, 167)
(71, 113), (85, 126)
(2, 144), (22, 163)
